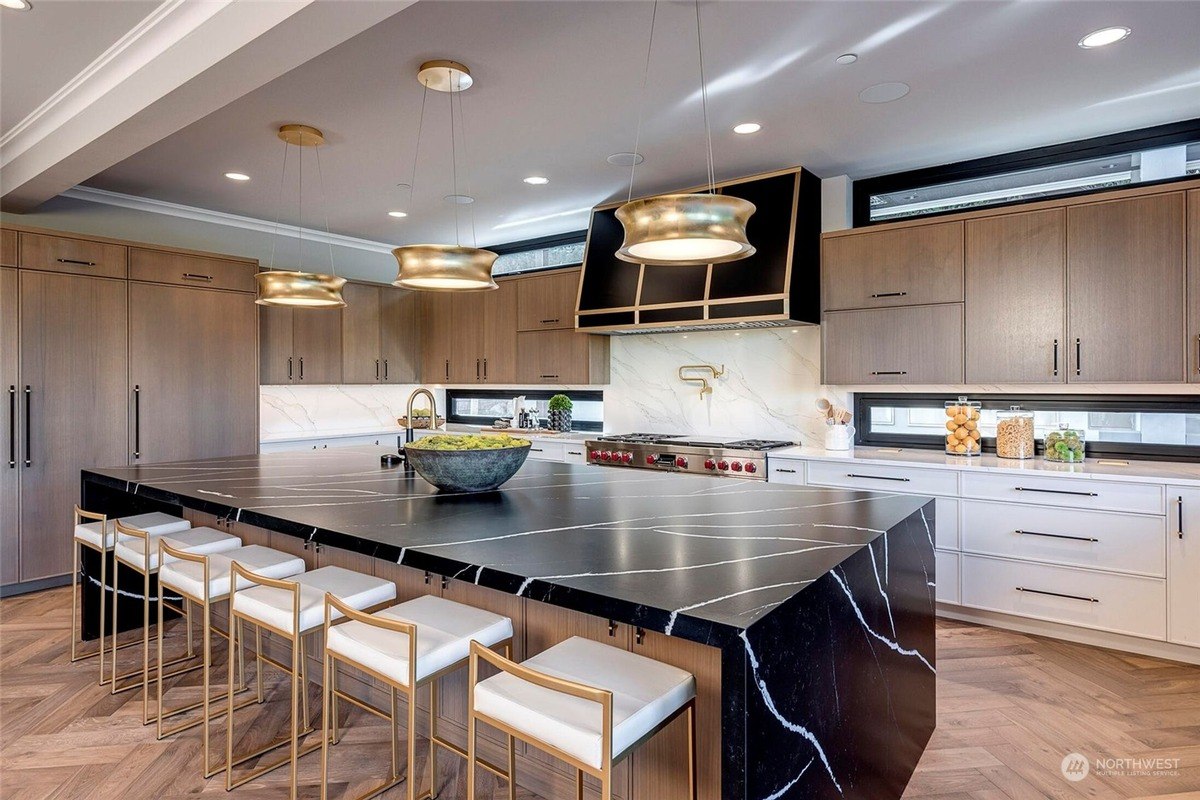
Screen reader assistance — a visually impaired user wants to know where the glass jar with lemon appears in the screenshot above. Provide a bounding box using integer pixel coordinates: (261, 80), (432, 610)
(944, 396), (982, 457)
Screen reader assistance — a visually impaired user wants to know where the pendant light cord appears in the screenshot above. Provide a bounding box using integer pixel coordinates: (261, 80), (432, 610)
(297, 134), (304, 269)
(455, 86), (479, 249)
(267, 139), (289, 270)
(314, 143), (337, 277)
(626, 0), (658, 203)
(449, 68), (462, 247)
(694, 0), (716, 194)
(407, 82), (430, 211)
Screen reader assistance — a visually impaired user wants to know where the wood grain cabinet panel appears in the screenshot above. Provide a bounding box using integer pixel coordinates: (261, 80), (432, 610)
(450, 292), (485, 383)
(965, 209), (1066, 383)
(517, 329), (610, 385)
(482, 281), (517, 382)
(822, 304), (964, 384)
(259, 305), (295, 384)
(517, 268), (580, 330)
(1188, 190), (1199, 383)
(128, 248), (256, 292)
(381, 288), (418, 384)
(340, 282), (383, 384)
(18, 232), (127, 279)
(0, 229), (16, 268)
(419, 293), (455, 383)
(822, 221), (963, 311)
(1066, 192), (1186, 382)
(1, 269), (18, 584)
(292, 308), (343, 384)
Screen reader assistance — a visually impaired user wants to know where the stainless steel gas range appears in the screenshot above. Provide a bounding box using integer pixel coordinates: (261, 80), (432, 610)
(583, 433), (794, 481)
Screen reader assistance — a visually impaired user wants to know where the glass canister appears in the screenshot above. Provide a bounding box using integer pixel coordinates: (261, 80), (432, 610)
(944, 395), (982, 457)
(995, 405), (1036, 459)
(1044, 423), (1086, 463)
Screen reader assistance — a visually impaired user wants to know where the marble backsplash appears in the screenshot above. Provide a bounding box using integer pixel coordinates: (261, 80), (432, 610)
(604, 326), (847, 446)
(260, 384), (446, 440)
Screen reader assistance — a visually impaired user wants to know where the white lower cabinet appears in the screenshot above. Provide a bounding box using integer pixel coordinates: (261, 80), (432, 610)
(1168, 487), (1200, 647)
(261, 434), (393, 453)
(934, 549), (960, 604)
(767, 458), (806, 485)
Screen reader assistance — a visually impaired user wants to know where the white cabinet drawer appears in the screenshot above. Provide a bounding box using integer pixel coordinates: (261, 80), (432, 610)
(933, 497), (959, 550)
(525, 440), (565, 461)
(961, 500), (1166, 577)
(960, 555), (1166, 640)
(935, 549), (960, 604)
(767, 458), (805, 485)
(961, 472), (1163, 515)
(807, 460), (959, 496)
(561, 443), (588, 464)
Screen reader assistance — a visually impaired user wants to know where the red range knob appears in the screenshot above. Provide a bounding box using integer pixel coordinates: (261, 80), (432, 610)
(717, 460), (729, 470)
(589, 450), (601, 460)
(675, 456), (688, 468)
(621, 451), (633, 463)
(600, 450), (612, 461)
(704, 458), (716, 470)
(730, 461), (743, 472)
(645, 454), (657, 465)
(744, 462), (758, 474)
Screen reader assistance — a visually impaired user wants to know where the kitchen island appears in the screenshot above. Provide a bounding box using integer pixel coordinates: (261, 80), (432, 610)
(81, 447), (936, 800)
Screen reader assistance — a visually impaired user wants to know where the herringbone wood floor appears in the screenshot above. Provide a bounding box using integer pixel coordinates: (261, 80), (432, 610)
(1, 587), (1198, 799)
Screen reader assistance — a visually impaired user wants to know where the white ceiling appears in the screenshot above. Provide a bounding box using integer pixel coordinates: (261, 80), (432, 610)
(24, 1), (1200, 247)
(0, 0), (161, 134)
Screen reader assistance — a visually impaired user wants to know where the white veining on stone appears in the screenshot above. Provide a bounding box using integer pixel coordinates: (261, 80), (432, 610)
(765, 757), (815, 800)
(868, 543), (897, 637)
(831, 569), (934, 672)
(664, 580), (814, 635)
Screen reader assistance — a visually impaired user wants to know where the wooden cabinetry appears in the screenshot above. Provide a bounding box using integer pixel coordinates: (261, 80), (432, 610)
(517, 268), (579, 330)
(259, 306), (343, 384)
(441, 282), (519, 383)
(1, 269), (18, 585)
(822, 303), (964, 384)
(381, 288), (418, 384)
(1, 230), (16, 268)
(517, 329), (610, 385)
(17, 232), (127, 279)
(128, 248), (256, 292)
(965, 209), (1066, 383)
(1188, 190), (1199, 383)
(822, 221), (963, 311)
(341, 282), (384, 384)
(1066, 192), (1186, 382)
(419, 293), (454, 383)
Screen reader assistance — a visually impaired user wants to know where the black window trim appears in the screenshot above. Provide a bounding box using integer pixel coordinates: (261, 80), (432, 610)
(853, 117), (1200, 227)
(446, 388), (604, 432)
(854, 393), (1200, 463)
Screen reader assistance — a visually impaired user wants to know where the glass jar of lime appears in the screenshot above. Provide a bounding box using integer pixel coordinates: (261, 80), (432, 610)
(1043, 423), (1085, 463)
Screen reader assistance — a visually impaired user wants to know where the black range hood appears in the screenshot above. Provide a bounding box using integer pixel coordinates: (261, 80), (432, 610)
(574, 166), (821, 334)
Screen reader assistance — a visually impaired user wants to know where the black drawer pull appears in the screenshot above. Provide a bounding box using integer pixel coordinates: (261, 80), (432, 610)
(384, 359), (389, 380)
(1016, 586), (1098, 603)
(540, 374), (559, 379)
(298, 357), (304, 380)
(540, 318), (560, 324)
(56, 258), (95, 266)
(7, 385), (14, 469)
(23, 386), (31, 467)
(1074, 337), (1082, 377)
(288, 356), (293, 381)
(1052, 338), (1059, 377)
(1014, 486), (1097, 497)
(1179, 495), (1185, 540)
(870, 291), (907, 298)
(375, 359), (381, 380)
(871, 370), (907, 376)
(1016, 529), (1098, 543)
(133, 385), (141, 459)
(567, 450), (582, 456)
(530, 448), (544, 452)
(847, 473), (909, 482)
(774, 468), (797, 474)
(182, 273), (213, 282)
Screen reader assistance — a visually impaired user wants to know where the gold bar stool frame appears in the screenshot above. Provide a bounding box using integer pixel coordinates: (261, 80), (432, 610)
(155, 540), (306, 777)
(467, 638), (698, 800)
(225, 562), (397, 800)
(320, 593), (514, 800)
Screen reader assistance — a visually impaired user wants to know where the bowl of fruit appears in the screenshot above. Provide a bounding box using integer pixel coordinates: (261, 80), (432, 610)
(403, 434), (532, 492)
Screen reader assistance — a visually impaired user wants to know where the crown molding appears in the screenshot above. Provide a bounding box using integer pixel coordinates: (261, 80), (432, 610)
(62, 185), (395, 254)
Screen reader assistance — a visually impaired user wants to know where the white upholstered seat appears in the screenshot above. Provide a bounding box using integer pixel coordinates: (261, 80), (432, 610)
(473, 636), (696, 769)
(327, 594), (513, 686)
(114, 527), (241, 572)
(74, 512), (191, 550)
(231, 565), (396, 634)
(159, 545), (306, 601)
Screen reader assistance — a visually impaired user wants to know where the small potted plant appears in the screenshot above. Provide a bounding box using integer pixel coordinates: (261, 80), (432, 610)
(547, 394), (573, 432)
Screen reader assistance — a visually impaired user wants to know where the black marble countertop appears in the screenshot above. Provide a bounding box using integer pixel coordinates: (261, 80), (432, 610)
(83, 446), (931, 646)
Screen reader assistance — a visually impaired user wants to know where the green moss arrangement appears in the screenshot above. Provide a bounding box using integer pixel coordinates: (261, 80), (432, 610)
(407, 434), (530, 451)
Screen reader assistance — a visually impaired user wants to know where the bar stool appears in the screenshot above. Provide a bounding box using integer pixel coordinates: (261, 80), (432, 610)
(467, 637), (697, 800)
(156, 541), (307, 777)
(226, 564), (397, 799)
(71, 507), (191, 685)
(320, 593), (514, 800)
(110, 519), (242, 723)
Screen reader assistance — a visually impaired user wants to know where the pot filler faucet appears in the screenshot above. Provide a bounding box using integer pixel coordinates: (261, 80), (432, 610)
(405, 387), (439, 444)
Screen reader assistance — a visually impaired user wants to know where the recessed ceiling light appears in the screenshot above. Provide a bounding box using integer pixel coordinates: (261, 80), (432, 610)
(523, 176), (549, 185)
(733, 122), (762, 135)
(0, 0), (32, 11)
(835, 53), (858, 65)
(444, 194), (474, 205)
(607, 152), (644, 167)
(858, 82), (910, 104)
(388, 211), (408, 218)
(1078, 26), (1130, 49)
(223, 172), (250, 181)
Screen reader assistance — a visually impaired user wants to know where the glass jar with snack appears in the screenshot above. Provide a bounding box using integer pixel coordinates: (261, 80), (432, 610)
(1044, 423), (1085, 463)
(944, 395), (982, 457)
(995, 405), (1035, 460)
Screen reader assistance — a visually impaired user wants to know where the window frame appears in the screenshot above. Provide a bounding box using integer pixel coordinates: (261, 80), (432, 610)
(490, 231), (588, 277)
(445, 388), (604, 432)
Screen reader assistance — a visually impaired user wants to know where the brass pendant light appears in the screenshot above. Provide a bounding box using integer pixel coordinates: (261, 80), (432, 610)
(393, 60), (498, 292)
(256, 124), (347, 308)
(615, 1), (756, 266)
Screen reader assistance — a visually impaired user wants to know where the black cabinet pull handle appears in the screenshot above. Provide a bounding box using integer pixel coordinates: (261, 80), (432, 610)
(1016, 586), (1098, 603)
(133, 385), (141, 459)
(1052, 338), (1059, 377)
(483, 358), (488, 380)
(1014, 486), (1097, 497)
(1195, 334), (1199, 375)
(375, 359), (381, 380)
(23, 386), (31, 467)
(608, 620), (618, 637)
(181, 273), (213, 282)
(847, 472), (909, 482)
(1016, 529), (1098, 543)
(299, 357), (304, 380)
(870, 291), (907, 299)
(288, 356), (293, 381)
(1179, 495), (1185, 540)
(774, 468), (797, 474)
(7, 385), (15, 468)
(567, 450), (582, 455)
(539, 374), (559, 379)
(540, 318), (560, 324)
(383, 359), (389, 380)
(530, 448), (544, 452)
(1074, 337), (1081, 377)
(871, 370), (907, 376)
(476, 358), (481, 379)
(56, 258), (95, 266)
(635, 626), (646, 645)
(444, 359), (449, 380)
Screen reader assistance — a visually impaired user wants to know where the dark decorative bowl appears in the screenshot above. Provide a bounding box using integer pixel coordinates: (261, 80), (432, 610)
(404, 442), (532, 492)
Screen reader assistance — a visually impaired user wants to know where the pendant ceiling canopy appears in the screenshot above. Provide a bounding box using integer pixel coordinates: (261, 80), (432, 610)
(393, 60), (498, 292)
(615, 1), (756, 266)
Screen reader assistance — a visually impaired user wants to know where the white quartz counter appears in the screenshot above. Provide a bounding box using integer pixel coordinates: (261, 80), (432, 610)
(261, 423), (596, 446)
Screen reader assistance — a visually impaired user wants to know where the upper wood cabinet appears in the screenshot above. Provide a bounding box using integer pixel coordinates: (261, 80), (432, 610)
(0, 229), (16, 268)
(259, 306), (343, 384)
(822, 221), (963, 311)
(341, 282), (385, 384)
(1188, 190), (1199, 383)
(381, 288), (418, 384)
(965, 209), (1066, 383)
(823, 304), (964, 385)
(447, 281), (519, 383)
(516, 329), (610, 385)
(517, 268), (579, 330)
(128, 248), (256, 292)
(1066, 192), (1185, 383)
(18, 232), (127, 279)
(420, 293), (454, 383)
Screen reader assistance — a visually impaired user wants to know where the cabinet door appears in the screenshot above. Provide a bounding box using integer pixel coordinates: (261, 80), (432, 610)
(517, 269), (579, 330)
(259, 305), (295, 384)
(1, 269), (18, 584)
(381, 287), (418, 383)
(1, 229), (16, 268)
(340, 282), (382, 384)
(1188, 191), (1199, 383)
(419, 293), (454, 383)
(19, 272), (128, 581)
(822, 221), (963, 311)
(18, 233), (127, 279)
(482, 281), (517, 382)
(129, 283), (258, 463)
(292, 308), (343, 384)
(1066, 192), (1186, 382)
(822, 304), (964, 384)
(965, 209), (1066, 383)
(1168, 488), (1200, 648)
(128, 248), (256, 292)
(450, 292), (484, 383)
